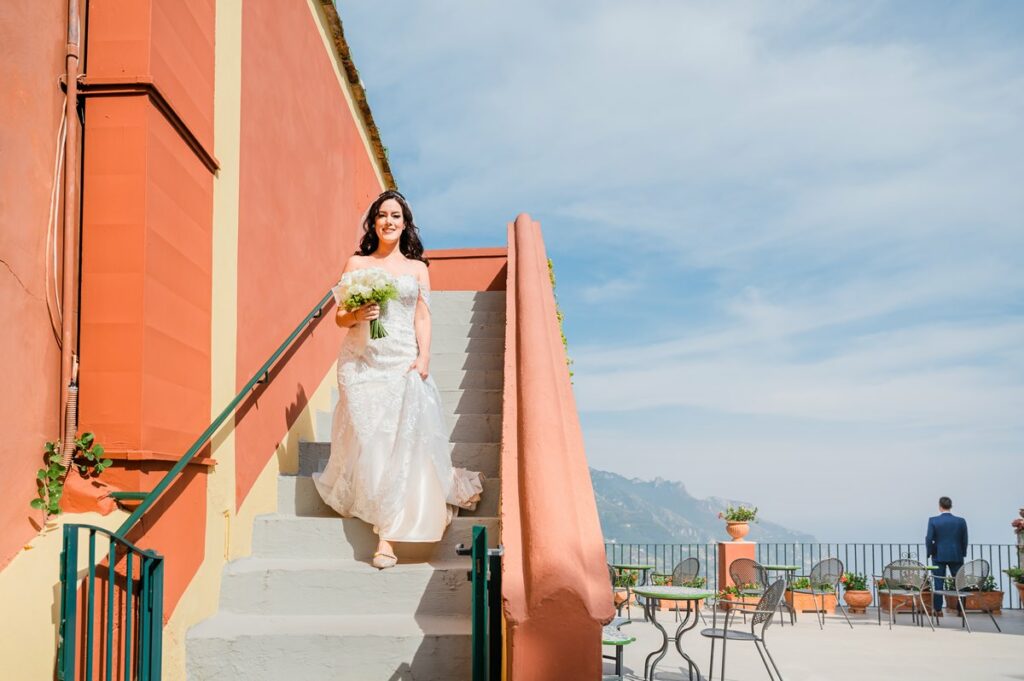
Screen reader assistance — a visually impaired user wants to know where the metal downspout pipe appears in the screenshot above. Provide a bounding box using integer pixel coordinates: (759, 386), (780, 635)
(59, 0), (82, 466)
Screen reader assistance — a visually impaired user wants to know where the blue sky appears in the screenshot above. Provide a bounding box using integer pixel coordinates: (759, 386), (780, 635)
(334, 1), (1023, 544)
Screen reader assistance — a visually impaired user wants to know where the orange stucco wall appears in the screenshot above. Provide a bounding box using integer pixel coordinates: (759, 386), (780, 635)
(78, 0), (216, 615)
(233, 0), (383, 508)
(0, 0), (67, 569)
(502, 215), (614, 678)
(427, 247), (508, 291)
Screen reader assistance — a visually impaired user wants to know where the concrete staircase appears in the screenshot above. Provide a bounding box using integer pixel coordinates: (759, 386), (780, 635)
(187, 291), (505, 681)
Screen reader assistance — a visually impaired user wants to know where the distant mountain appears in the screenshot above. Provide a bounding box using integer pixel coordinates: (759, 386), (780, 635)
(590, 468), (815, 544)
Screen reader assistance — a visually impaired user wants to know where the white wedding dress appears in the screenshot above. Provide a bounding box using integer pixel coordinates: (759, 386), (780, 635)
(313, 270), (484, 542)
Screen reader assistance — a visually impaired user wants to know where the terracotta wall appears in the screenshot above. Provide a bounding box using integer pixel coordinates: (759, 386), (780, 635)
(502, 215), (614, 678)
(233, 0), (383, 507)
(0, 0), (68, 569)
(427, 248), (508, 291)
(78, 0), (216, 613)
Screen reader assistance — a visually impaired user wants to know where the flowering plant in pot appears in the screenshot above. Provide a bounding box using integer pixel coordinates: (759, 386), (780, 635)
(943, 574), (1003, 614)
(718, 505), (758, 542)
(785, 576), (838, 614)
(841, 572), (872, 613)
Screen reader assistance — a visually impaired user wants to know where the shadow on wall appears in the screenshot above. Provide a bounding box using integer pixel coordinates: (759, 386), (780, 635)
(233, 301), (331, 472)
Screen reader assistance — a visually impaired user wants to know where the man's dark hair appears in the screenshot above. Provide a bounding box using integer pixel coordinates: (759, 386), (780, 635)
(939, 496), (952, 510)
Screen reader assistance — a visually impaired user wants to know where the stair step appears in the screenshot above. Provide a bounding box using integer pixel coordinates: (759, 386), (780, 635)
(433, 368), (503, 390)
(431, 352), (503, 371)
(277, 476), (500, 519)
(430, 309), (505, 325)
(431, 336), (504, 354)
(219, 558), (471, 616)
(298, 441), (500, 479)
(431, 291), (506, 311)
(449, 413), (502, 442)
(187, 613), (470, 681)
(251, 515), (499, 562)
(440, 388), (502, 414)
(432, 323), (504, 340)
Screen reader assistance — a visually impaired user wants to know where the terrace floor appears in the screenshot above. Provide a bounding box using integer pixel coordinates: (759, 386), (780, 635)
(604, 607), (1024, 680)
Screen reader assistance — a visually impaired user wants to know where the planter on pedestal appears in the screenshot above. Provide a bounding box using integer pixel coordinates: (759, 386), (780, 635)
(726, 521), (750, 542)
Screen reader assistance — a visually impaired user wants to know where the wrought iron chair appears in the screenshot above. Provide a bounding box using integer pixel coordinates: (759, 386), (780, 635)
(668, 557), (707, 623)
(875, 559), (934, 631)
(789, 557), (852, 629)
(728, 558), (769, 624)
(608, 564), (632, 619)
(931, 558), (1001, 633)
(702, 578), (787, 681)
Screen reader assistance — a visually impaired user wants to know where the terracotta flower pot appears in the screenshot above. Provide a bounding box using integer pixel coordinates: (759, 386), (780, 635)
(726, 521), (750, 542)
(1016, 582), (1024, 604)
(878, 591), (935, 614)
(786, 590), (836, 614)
(842, 590), (872, 614)
(943, 591), (1003, 615)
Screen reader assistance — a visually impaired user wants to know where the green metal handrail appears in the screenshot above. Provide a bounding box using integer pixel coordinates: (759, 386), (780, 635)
(59, 288), (334, 679)
(115, 288), (335, 536)
(457, 525), (504, 681)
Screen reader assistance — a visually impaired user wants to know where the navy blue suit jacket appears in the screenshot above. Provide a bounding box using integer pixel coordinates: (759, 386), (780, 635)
(926, 512), (968, 563)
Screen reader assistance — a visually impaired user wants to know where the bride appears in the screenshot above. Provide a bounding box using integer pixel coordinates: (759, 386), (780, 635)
(314, 190), (484, 569)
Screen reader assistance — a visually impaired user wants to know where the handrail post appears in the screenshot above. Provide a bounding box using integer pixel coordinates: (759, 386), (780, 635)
(457, 526), (505, 681)
(58, 525), (79, 681)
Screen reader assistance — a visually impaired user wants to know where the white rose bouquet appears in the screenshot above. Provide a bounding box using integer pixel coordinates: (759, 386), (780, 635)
(335, 268), (399, 340)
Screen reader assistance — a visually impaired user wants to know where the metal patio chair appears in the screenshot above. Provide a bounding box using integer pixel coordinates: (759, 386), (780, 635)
(702, 578), (787, 681)
(728, 558), (769, 624)
(931, 558), (1002, 633)
(668, 557), (707, 623)
(789, 557), (852, 630)
(609, 564), (632, 619)
(876, 559), (934, 631)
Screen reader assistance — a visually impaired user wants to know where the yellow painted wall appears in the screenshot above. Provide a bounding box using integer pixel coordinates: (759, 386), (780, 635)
(0, 511), (128, 680)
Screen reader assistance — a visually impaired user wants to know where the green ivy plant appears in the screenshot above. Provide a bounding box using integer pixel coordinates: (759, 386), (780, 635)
(31, 432), (112, 518)
(547, 258), (574, 379)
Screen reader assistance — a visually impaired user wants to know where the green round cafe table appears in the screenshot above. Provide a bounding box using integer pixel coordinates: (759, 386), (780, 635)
(760, 564), (800, 623)
(631, 586), (715, 681)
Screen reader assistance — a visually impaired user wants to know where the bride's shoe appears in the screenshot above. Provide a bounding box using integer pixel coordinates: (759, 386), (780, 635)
(372, 551), (397, 569)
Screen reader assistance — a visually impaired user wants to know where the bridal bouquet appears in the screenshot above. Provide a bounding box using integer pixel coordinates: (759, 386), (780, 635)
(336, 269), (399, 339)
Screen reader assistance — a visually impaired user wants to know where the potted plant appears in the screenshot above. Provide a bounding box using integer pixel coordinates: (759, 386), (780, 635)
(943, 574), (1003, 615)
(718, 505), (758, 542)
(785, 576), (837, 614)
(715, 584), (742, 611)
(876, 578), (935, 615)
(612, 569), (638, 608)
(841, 572), (872, 614)
(1004, 567), (1024, 605)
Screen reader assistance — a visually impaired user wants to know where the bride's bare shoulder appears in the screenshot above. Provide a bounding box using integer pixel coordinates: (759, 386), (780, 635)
(343, 254), (368, 273)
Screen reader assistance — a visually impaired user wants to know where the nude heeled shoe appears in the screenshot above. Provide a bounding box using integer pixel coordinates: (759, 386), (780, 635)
(372, 551), (397, 569)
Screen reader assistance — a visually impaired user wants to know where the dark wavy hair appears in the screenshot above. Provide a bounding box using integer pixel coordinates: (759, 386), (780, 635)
(355, 190), (429, 265)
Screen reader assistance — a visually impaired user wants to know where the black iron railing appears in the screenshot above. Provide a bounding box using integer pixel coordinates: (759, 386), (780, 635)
(605, 542), (1022, 609)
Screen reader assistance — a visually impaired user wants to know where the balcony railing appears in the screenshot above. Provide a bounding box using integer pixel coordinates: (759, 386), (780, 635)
(605, 542), (1022, 609)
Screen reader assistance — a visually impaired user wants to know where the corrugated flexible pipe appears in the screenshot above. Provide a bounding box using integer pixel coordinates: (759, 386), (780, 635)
(60, 358), (79, 472)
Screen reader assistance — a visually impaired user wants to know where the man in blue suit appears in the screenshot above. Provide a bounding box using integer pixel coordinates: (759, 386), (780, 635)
(926, 496), (969, 615)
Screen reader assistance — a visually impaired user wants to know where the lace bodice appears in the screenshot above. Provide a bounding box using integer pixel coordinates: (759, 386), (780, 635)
(335, 271), (429, 385)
